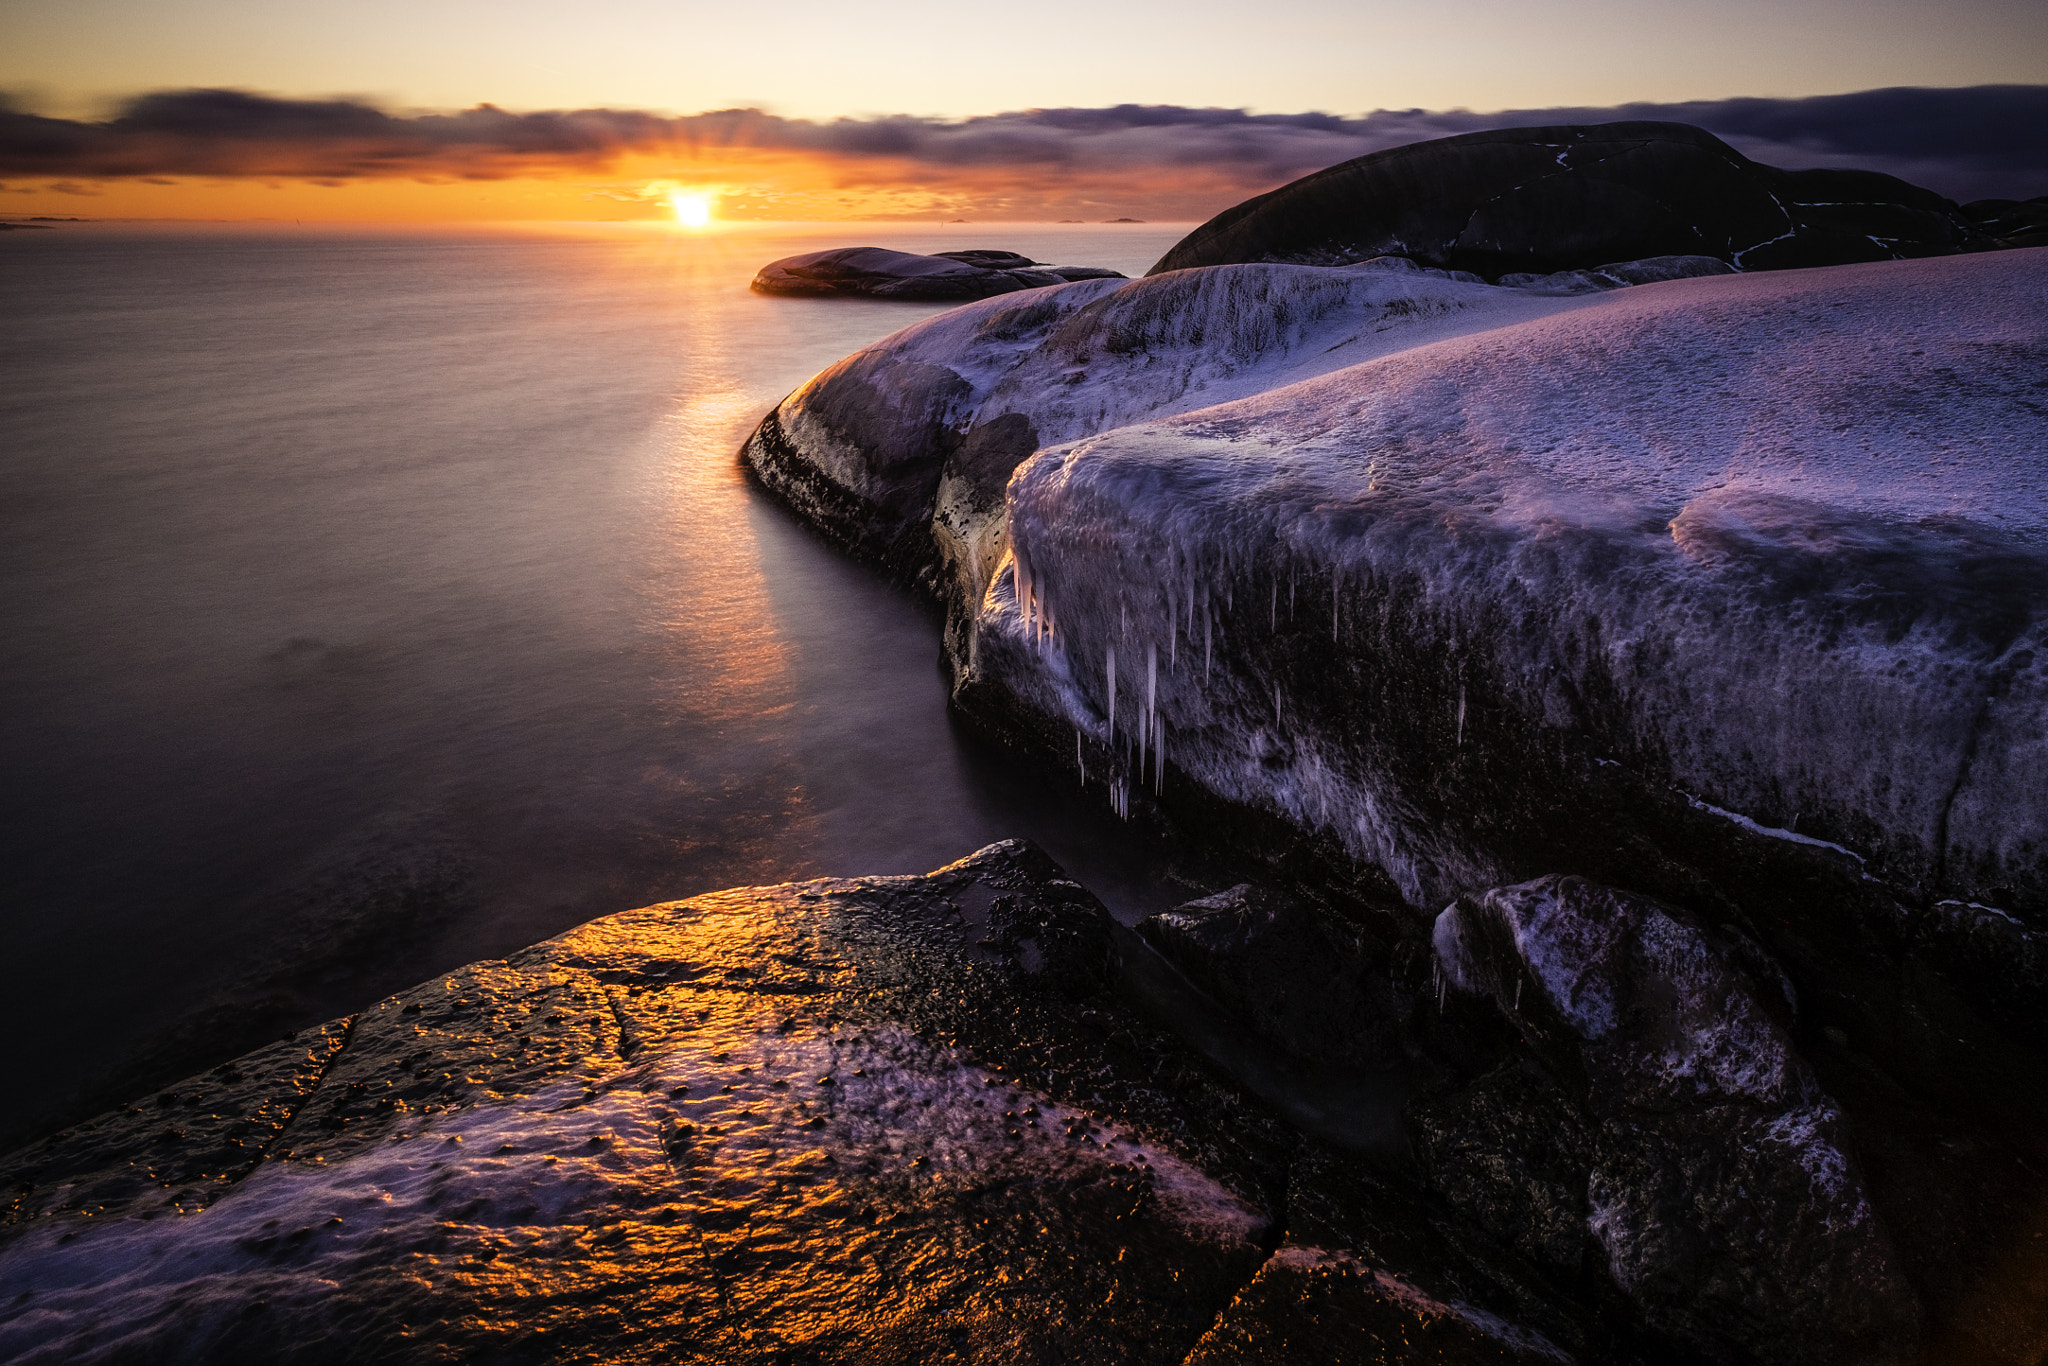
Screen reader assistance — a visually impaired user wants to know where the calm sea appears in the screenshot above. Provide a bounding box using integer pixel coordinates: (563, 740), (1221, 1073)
(0, 221), (1192, 1144)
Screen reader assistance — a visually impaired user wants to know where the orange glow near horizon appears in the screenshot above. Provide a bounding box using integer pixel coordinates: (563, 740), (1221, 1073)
(0, 149), (1265, 224)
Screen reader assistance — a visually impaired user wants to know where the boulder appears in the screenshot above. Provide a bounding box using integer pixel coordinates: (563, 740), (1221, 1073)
(1427, 876), (1918, 1365)
(1, 844), (1797, 1365)
(751, 246), (1124, 301)
(1147, 122), (1996, 279)
(1139, 884), (1402, 1070)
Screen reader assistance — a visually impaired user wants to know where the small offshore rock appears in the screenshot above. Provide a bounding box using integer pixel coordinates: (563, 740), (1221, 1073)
(752, 247), (1124, 302)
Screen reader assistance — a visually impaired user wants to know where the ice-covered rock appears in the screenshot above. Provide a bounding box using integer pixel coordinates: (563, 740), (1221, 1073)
(745, 258), (1573, 581)
(966, 249), (2048, 908)
(1427, 876), (1917, 1365)
(1496, 253), (1734, 294)
(742, 245), (2048, 1128)
(751, 246), (1124, 301)
(1148, 122), (1997, 279)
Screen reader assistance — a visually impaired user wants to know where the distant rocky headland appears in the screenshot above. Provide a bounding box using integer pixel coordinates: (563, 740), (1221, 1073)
(7, 121), (2047, 1364)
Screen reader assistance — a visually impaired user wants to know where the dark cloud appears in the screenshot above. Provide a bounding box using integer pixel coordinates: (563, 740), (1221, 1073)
(1, 84), (2041, 204)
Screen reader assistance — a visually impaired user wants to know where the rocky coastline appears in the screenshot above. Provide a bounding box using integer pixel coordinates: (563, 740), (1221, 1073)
(8, 122), (2047, 1363)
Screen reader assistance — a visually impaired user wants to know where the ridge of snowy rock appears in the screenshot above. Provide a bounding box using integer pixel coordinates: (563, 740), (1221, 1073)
(976, 250), (2048, 907)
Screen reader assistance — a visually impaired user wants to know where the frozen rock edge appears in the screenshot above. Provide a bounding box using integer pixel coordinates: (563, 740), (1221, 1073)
(741, 248), (2048, 1125)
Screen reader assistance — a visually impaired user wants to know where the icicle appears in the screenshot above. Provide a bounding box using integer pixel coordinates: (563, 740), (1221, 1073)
(1515, 977), (1523, 1013)
(1167, 584), (1176, 666)
(1146, 642), (1157, 723)
(1290, 572), (1296, 619)
(1107, 648), (1117, 733)
(1077, 729), (1085, 787)
(1274, 682), (1282, 727)
(1204, 610), (1212, 682)
(1456, 685), (1466, 748)
(1155, 714), (1166, 794)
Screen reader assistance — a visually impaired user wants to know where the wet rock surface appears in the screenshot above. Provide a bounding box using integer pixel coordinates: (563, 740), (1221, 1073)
(1148, 122), (2001, 279)
(0, 843), (1287, 1363)
(752, 246), (1124, 301)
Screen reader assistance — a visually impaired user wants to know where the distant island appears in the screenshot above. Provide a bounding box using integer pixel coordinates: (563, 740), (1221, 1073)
(751, 246), (1125, 301)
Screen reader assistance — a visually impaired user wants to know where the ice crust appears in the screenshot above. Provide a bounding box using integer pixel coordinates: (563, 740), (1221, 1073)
(960, 249), (2048, 908)
(0, 1019), (1257, 1363)
(0, 850), (1270, 1362)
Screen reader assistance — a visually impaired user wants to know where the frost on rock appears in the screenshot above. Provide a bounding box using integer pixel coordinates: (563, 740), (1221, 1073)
(967, 251), (2048, 918)
(749, 246), (2048, 1115)
(1430, 876), (1915, 1366)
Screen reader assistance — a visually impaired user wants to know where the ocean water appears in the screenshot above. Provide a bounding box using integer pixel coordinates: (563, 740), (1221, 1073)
(0, 220), (1193, 1144)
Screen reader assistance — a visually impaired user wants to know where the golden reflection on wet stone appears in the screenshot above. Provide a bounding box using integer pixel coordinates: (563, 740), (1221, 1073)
(0, 844), (1283, 1364)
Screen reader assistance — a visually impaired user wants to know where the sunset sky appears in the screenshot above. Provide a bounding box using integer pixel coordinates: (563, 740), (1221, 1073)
(2, 0), (2044, 220)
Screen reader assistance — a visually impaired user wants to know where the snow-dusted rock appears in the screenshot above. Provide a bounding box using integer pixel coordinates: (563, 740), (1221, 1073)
(969, 250), (2047, 910)
(1148, 122), (1995, 279)
(751, 246), (1123, 301)
(1496, 252), (1734, 294)
(743, 246), (2048, 1126)
(1428, 876), (1916, 1365)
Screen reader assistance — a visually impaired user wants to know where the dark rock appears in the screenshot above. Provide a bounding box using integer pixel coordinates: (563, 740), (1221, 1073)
(1149, 122), (1996, 279)
(1964, 195), (2048, 249)
(1139, 884), (1402, 1070)
(751, 246), (1123, 302)
(1430, 876), (1920, 1365)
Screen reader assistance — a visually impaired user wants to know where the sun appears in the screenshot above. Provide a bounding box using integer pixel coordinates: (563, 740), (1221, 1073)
(669, 192), (713, 228)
